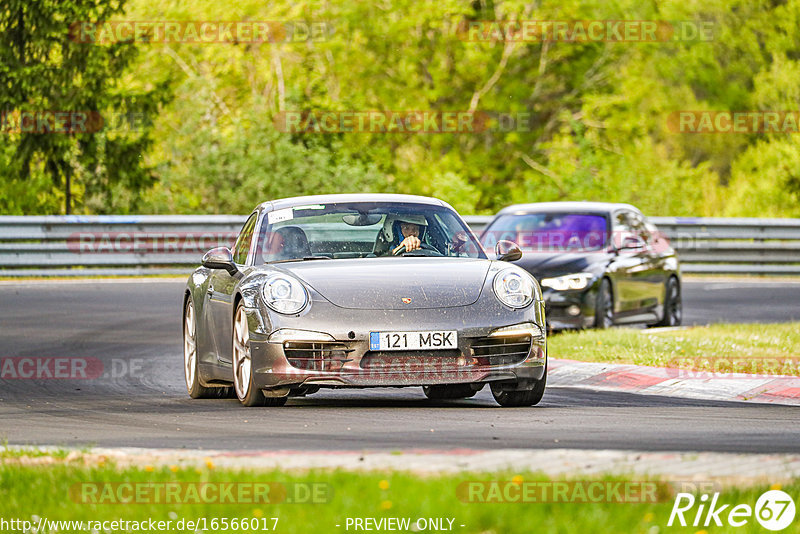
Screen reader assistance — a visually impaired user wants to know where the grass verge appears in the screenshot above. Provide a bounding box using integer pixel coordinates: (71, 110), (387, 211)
(1, 459), (795, 533)
(548, 322), (800, 376)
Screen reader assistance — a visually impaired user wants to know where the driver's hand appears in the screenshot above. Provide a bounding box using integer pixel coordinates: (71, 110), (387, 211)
(394, 236), (421, 254)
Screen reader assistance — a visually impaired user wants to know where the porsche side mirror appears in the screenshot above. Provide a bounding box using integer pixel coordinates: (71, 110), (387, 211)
(495, 240), (522, 262)
(202, 247), (238, 275)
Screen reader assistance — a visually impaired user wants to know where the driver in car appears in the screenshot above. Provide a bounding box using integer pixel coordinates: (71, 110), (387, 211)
(375, 214), (429, 255)
(393, 220), (424, 254)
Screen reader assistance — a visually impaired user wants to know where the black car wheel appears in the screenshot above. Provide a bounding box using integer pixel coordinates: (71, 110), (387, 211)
(423, 384), (480, 400)
(490, 368), (547, 407)
(233, 302), (287, 407)
(594, 278), (614, 329)
(654, 277), (682, 327)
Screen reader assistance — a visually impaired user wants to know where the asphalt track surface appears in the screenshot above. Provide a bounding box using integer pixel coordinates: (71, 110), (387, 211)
(0, 278), (798, 453)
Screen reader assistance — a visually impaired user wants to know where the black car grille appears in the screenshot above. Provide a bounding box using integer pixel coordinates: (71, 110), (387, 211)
(283, 341), (354, 371)
(470, 335), (532, 366)
(360, 350), (463, 370)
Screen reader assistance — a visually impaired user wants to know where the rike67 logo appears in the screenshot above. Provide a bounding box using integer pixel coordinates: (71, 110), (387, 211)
(668, 489), (796, 531)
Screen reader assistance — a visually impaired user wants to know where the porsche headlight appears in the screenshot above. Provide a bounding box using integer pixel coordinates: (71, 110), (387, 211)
(540, 272), (594, 291)
(493, 268), (534, 309)
(261, 274), (309, 314)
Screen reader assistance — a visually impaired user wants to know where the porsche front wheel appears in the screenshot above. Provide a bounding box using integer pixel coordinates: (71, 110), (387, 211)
(491, 369), (547, 407)
(232, 302), (286, 407)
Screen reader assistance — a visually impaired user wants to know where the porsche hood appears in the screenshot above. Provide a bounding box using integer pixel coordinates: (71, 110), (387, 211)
(274, 257), (491, 310)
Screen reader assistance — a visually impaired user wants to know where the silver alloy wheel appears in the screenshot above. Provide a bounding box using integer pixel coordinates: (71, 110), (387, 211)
(233, 306), (252, 399)
(184, 299), (197, 391)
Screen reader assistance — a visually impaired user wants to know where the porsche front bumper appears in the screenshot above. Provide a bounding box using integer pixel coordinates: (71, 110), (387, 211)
(245, 303), (546, 392)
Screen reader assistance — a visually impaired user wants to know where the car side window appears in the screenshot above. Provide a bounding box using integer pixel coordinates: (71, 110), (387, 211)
(232, 213), (258, 265)
(612, 210), (645, 249)
(628, 213), (652, 244)
(612, 211), (633, 245)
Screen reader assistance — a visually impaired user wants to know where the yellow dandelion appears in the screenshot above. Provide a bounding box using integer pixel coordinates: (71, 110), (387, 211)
(205, 458), (215, 470)
(378, 480), (390, 490)
(643, 512), (654, 522)
(169, 465), (179, 473)
(771, 483), (782, 491)
(511, 475), (524, 485)
(253, 509), (263, 518)
(380, 500), (392, 510)
(144, 465), (154, 472)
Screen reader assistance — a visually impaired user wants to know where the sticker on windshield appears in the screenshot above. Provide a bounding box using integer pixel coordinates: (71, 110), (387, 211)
(293, 204), (325, 211)
(268, 208), (294, 224)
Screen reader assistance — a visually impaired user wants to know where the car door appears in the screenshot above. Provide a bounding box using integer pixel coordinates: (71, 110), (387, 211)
(628, 212), (665, 313)
(207, 212), (257, 364)
(608, 210), (650, 315)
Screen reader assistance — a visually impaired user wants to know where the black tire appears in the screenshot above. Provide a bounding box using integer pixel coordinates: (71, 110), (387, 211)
(232, 302), (287, 407)
(423, 384), (480, 400)
(653, 276), (682, 327)
(594, 278), (614, 329)
(491, 367), (547, 407)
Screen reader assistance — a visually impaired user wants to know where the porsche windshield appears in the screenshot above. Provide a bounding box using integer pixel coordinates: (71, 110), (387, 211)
(482, 213), (610, 252)
(253, 202), (486, 263)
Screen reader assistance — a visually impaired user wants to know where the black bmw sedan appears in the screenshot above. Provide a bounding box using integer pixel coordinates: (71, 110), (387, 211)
(480, 202), (681, 330)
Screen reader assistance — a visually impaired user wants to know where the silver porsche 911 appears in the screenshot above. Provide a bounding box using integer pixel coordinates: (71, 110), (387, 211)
(183, 194), (547, 407)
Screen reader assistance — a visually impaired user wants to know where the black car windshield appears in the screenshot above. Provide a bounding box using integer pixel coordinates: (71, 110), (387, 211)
(482, 213), (609, 252)
(253, 202), (486, 263)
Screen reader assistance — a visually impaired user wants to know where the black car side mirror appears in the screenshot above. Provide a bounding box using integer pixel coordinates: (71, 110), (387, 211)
(202, 247), (238, 275)
(495, 240), (523, 262)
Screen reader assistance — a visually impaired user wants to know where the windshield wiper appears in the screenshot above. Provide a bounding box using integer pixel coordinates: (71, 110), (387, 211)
(269, 256), (332, 264)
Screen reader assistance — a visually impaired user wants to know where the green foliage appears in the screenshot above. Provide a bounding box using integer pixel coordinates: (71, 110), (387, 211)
(3, 0), (800, 217)
(0, 0), (169, 214)
(142, 115), (388, 214)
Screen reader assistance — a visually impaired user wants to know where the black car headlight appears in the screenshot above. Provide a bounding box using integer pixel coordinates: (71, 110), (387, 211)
(540, 272), (594, 291)
(492, 267), (535, 308)
(261, 274), (309, 314)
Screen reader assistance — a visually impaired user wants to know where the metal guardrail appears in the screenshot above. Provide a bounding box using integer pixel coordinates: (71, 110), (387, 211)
(1, 215), (799, 276)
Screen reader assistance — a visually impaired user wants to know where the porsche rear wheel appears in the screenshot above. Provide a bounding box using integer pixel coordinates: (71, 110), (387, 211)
(491, 369), (547, 407)
(422, 384), (479, 400)
(232, 302), (286, 407)
(184, 296), (221, 399)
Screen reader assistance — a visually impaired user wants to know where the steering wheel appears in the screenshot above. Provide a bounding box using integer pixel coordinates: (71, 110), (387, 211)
(392, 242), (442, 256)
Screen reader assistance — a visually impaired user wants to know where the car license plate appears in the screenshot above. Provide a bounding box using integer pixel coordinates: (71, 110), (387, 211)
(369, 331), (457, 351)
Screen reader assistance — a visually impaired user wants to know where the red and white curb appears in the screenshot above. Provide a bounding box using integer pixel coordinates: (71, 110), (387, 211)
(548, 358), (800, 405)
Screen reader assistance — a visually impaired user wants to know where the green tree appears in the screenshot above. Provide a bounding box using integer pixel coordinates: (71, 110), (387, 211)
(0, 0), (169, 214)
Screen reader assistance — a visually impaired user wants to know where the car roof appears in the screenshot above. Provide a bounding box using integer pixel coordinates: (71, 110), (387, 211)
(255, 194), (449, 212)
(495, 201), (642, 216)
